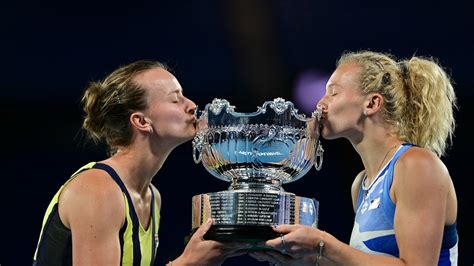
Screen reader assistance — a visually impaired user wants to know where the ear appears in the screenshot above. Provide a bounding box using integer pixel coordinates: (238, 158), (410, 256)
(130, 112), (152, 133)
(364, 93), (384, 116)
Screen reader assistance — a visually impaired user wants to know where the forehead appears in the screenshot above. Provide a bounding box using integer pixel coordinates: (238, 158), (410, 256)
(134, 67), (181, 95)
(327, 62), (361, 88)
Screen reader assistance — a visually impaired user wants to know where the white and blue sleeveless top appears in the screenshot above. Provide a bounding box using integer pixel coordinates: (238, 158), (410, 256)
(350, 144), (458, 265)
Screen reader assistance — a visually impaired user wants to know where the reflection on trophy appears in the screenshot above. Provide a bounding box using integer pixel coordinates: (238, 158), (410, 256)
(191, 98), (324, 242)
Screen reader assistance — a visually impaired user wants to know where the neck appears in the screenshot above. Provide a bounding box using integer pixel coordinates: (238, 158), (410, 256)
(103, 142), (173, 197)
(353, 135), (403, 186)
(349, 113), (405, 186)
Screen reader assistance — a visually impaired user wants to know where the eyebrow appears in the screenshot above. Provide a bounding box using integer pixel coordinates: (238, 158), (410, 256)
(326, 82), (339, 88)
(326, 82), (344, 90)
(168, 88), (183, 95)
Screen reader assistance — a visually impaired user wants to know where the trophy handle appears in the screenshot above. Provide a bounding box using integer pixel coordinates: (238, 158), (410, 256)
(192, 131), (204, 164)
(193, 146), (202, 164)
(314, 141), (324, 171)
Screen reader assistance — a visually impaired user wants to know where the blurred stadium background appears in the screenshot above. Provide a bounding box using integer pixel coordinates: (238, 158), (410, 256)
(2, 0), (472, 264)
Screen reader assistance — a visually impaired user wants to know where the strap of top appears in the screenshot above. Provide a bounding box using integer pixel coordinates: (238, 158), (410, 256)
(356, 143), (413, 209)
(385, 143), (413, 178)
(150, 190), (157, 265)
(92, 163), (143, 265)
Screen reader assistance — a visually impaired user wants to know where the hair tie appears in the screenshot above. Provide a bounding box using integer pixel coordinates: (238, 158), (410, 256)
(398, 62), (410, 80)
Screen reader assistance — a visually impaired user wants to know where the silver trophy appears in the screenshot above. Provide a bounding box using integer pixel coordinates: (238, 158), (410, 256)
(190, 98), (323, 242)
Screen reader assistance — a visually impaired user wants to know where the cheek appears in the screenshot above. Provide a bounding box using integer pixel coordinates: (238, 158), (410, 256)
(157, 108), (184, 122)
(327, 99), (362, 128)
(328, 100), (346, 119)
(331, 96), (361, 116)
(164, 117), (187, 132)
(153, 111), (182, 130)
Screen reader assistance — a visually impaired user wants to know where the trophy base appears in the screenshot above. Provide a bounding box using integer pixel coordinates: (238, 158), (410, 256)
(185, 225), (281, 252)
(185, 224), (280, 244)
(204, 224), (279, 242)
(190, 191), (319, 244)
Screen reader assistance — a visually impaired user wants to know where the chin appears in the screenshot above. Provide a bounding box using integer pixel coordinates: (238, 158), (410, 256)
(171, 137), (193, 148)
(321, 129), (337, 140)
(182, 131), (196, 142)
(185, 134), (195, 142)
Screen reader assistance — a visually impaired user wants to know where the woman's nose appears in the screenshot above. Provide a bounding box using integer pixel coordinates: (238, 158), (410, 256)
(316, 100), (327, 112)
(186, 98), (197, 115)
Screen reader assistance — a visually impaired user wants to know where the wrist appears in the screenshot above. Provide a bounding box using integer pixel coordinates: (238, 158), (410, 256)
(166, 256), (185, 266)
(315, 230), (326, 266)
(319, 232), (346, 263)
(168, 256), (190, 266)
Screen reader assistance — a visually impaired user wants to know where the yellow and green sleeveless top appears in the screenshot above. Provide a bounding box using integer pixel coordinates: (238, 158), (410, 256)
(33, 162), (160, 266)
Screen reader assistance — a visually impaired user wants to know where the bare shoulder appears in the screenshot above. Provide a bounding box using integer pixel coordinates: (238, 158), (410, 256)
(351, 170), (365, 211)
(58, 168), (125, 262)
(59, 168), (125, 229)
(397, 146), (450, 182)
(393, 146), (451, 200)
(150, 183), (162, 211)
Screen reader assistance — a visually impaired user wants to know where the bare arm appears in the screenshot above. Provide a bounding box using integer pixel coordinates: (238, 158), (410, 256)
(391, 148), (451, 265)
(59, 169), (125, 265)
(262, 148), (453, 265)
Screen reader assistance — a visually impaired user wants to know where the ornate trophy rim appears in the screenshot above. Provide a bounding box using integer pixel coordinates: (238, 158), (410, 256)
(192, 97), (324, 184)
(195, 97), (322, 123)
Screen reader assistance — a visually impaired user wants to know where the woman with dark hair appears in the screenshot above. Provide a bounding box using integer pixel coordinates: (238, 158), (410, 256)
(33, 60), (248, 265)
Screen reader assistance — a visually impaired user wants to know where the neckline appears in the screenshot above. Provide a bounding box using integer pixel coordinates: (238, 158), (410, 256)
(139, 217), (153, 233)
(93, 162), (155, 232)
(136, 188), (154, 232)
(361, 144), (403, 193)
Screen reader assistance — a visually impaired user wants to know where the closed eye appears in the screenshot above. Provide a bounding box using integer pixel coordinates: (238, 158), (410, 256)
(328, 88), (338, 96)
(172, 95), (179, 103)
(326, 84), (339, 96)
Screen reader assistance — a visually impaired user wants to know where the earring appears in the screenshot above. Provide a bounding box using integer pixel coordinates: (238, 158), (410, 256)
(149, 127), (153, 133)
(363, 110), (368, 116)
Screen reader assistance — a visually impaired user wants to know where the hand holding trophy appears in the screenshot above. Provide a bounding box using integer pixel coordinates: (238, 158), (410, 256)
(190, 98), (324, 247)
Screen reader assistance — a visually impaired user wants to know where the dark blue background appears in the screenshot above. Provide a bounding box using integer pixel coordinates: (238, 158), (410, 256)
(1, 0), (472, 265)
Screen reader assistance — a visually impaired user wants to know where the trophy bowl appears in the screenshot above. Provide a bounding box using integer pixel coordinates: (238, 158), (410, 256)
(191, 98), (323, 243)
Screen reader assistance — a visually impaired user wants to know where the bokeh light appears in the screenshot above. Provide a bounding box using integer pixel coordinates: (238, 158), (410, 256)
(293, 70), (329, 115)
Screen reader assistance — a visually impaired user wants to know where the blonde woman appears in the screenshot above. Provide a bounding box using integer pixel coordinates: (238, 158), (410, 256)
(253, 51), (458, 265)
